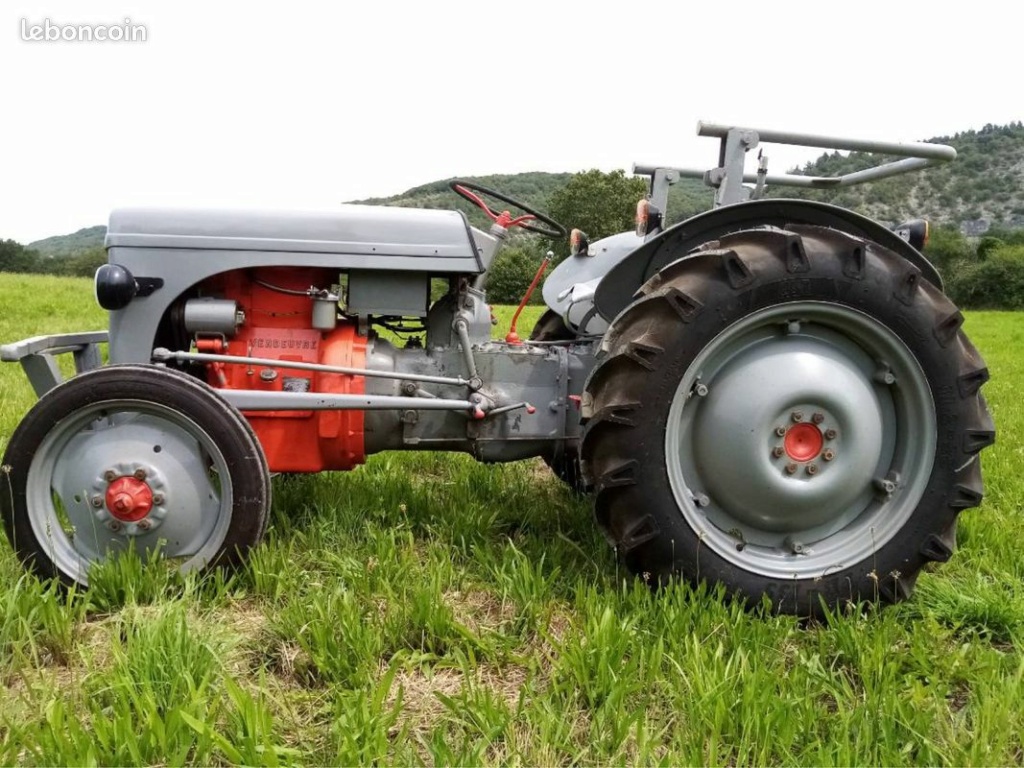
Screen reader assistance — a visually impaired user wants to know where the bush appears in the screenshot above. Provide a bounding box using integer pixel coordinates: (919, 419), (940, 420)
(485, 246), (547, 305)
(923, 225), (972, 275)
(946, 244), (1024, 309)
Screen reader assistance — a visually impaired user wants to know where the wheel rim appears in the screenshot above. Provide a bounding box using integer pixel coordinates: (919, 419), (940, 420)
(25, 399), (234, 584)
(665, 301), (936, 579)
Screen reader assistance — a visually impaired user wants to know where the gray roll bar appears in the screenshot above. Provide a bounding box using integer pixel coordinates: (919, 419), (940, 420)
(633, 121), (957, 209)
(694, 122), (956, 161)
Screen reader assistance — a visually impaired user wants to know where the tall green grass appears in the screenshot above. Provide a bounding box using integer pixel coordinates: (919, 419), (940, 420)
(1, 273), (1022, 765)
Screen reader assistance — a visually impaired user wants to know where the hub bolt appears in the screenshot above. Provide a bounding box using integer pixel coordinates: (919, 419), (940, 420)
(103, 470), (118, 482)
(151, 493), (164, 506)
(806, 463), (819, 475)
(91, 496), (104, 508)
(136, 519), (153, 531)
(824, 428), (838, 440)
(775, 426), (787, 437)
(791, 410), (804, 423)
(811, 412), (825, 424)
(106, 520), (122, 532)
(133, 468), (147, 481)
(694, 383), (709, 397)
(822, 449), (835, 462)
(784, 463), (798, 475)
(772, 446), (785, 458)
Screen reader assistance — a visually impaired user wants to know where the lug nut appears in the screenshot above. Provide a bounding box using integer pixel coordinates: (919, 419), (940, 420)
(824, 428), (837, 440)
(91, 496), (104, 508)
(822, 449), (835, 462)
(784, 463), (798, 475)
(806, 464), (819, 475)
(775, 426), (787, 437)
(104, 470), (118, 482)
(136, 519), (152, 531)
(812, 412), (825, 424)
(151, 493), (164, 506)
(133, 468), (147, 481)
(791, 411), (804, 423)
(772, 446), (785, 458)
(106, 520), (122, 532)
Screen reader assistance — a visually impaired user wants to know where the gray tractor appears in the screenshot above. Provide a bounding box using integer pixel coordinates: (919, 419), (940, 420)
(1, 123), (993, 615)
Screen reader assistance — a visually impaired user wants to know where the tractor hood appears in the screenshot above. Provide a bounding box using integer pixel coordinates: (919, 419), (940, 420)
(105, 205), (482, 272)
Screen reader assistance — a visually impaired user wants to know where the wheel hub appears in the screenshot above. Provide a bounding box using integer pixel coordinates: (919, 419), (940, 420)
(784, 423), (822, 462)
(104, 476), (153, 522)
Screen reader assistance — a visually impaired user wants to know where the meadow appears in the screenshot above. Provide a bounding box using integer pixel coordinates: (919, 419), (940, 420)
(0, 272), (1022, 765)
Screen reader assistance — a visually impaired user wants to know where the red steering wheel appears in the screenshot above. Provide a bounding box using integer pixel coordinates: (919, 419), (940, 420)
(449, 180), (567, 239)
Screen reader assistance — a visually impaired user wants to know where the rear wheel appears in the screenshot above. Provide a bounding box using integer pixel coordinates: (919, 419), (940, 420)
(1, 366), (271, 586)
(582, 226), (994, 615)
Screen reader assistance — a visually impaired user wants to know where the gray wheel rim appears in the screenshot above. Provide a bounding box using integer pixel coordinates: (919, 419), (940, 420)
(665, 301), (935, 580)
(25, 399), (234, 585)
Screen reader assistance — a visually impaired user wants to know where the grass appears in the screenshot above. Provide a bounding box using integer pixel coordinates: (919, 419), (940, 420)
(1, 272), (1023, 765)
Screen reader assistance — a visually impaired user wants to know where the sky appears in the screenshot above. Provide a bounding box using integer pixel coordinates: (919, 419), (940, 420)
(1, 0), (1020, 244)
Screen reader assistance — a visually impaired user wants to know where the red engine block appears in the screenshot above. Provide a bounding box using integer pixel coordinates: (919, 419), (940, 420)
(199, 268), (367, 473)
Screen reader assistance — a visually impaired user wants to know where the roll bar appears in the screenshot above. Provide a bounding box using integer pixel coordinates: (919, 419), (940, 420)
(633, 122), (957, 209)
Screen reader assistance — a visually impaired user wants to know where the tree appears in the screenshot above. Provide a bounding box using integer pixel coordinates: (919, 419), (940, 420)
(0, 239), (42, 273)
(546, 170), (648, 260)
(485, 245), (546, 305)
(58, 246), (107, 277)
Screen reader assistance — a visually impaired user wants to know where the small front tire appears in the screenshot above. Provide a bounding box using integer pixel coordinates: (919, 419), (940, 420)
(1, 365), (271, 586)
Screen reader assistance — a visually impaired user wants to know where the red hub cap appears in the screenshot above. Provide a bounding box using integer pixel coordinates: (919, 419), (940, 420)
(105, 476), (154, 522)
(784, 423), (823, 462)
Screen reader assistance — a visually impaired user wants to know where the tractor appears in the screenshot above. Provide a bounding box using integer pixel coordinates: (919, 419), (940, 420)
(1, 123), (994, 616)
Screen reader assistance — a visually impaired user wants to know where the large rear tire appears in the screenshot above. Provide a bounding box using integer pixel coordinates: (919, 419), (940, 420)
(581, 225), (994, 615)
(1, 366), (271, 586)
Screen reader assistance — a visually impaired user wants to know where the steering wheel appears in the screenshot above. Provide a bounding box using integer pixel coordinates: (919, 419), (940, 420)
(449, 180), (567, 240)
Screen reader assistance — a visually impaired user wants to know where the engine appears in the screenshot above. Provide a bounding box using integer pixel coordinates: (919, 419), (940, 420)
(184, 267), (367, 472)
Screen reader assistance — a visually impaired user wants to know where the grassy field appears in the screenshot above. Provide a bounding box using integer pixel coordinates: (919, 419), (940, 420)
(0, 272), (1022, 765)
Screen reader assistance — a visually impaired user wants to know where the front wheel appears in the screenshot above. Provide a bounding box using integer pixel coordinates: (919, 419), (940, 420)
(582, 225), (994, 615)
(1, 366), (271, 586)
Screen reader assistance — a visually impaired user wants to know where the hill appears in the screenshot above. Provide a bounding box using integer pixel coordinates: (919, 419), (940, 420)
(350, 172), (574, 230)
(28, 225), (106, 257)
(777, 123), (1024, 233)
(17, 123), (1024, 257)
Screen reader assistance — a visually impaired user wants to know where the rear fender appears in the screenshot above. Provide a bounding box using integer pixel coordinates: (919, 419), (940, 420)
(593, 199), (942, 323)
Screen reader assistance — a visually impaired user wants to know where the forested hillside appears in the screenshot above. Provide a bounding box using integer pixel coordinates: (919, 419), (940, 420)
(352, 123), (1024, 232)
(6, 122), (1024, 281)
(27, 225), (106, 257)
(777, 123), (1024, 232)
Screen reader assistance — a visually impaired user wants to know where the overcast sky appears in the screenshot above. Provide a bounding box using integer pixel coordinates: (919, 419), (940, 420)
(1, 0), (1020, 244)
